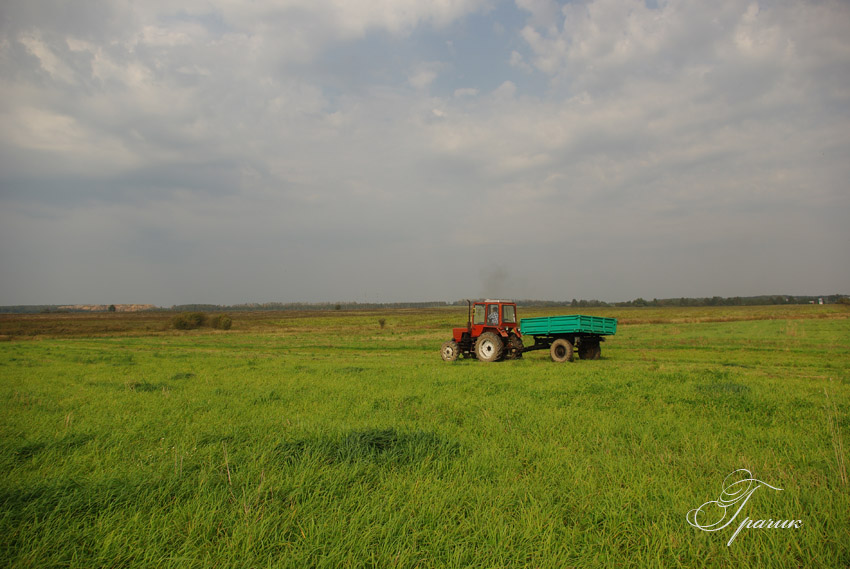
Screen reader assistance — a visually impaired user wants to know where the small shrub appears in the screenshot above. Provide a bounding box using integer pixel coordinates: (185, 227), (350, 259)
(210, 314), (233, 330)
(378, 318), (386, 329)
(171, 314), (192, 330)
(171, 312), (207, 330)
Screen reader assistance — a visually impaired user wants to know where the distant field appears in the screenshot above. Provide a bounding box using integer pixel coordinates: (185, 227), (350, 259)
(2, 303), (847, 338)
(1, 305), (848, 567)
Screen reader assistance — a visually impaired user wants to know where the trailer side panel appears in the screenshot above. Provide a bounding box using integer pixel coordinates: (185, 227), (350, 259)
(519, 315), (617, 336)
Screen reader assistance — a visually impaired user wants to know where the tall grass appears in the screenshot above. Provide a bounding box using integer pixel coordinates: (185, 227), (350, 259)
(0, 306), (848, 567)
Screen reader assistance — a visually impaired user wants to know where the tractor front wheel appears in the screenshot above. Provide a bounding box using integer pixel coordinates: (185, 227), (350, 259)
(550, 338), (574, 363)
(441, 340), (460, 362)
(475, 332), (504, 362)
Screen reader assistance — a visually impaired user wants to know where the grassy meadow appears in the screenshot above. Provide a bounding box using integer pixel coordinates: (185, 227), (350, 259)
(1, 305), (848, 568)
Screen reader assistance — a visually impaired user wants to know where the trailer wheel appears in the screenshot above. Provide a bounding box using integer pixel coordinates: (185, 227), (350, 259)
(578, 341), (601, 360)
(475, 332), (503, 362)
(441, 340), (460, 361)
(550, 338), (573, 363)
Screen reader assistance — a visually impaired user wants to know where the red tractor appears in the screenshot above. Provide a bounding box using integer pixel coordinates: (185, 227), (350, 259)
(440, 300), (523, 362)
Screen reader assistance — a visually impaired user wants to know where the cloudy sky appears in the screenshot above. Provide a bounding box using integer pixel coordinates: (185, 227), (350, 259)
(1, 0), (848, 306)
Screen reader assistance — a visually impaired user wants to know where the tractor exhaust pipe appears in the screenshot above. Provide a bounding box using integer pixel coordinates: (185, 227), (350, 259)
(466, 299), (472, 332)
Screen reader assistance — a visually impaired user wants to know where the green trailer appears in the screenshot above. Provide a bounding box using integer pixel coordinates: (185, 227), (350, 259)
(519, 314), (617, 362)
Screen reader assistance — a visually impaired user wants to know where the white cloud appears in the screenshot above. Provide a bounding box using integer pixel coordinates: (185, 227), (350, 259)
(409, 65), (440, 89)
(453, 87), (479, 97)
(1, 105), (140, 175)
(508, 49), (533, 72)
(492, 80), (517, 99)
(515, 0), (562, 28)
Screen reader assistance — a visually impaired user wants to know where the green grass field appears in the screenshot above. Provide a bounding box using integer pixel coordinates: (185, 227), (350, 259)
(1, 305), (848, 568)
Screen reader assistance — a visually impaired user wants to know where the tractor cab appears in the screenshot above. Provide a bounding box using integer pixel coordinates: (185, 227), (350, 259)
(442, 300), (523, 362)
(470, 300), (518, 331)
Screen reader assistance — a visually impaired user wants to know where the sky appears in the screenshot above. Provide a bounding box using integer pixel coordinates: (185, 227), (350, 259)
(1, 0), (848, 306)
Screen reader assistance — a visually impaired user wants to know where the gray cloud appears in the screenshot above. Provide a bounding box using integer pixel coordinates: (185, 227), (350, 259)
(1, 0), (848, 305)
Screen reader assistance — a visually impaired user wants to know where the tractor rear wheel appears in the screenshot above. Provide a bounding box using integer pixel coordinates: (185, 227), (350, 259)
(475, 332), (504, 362)
(441, 340), (460, 362)
(550, 338), (573, 363)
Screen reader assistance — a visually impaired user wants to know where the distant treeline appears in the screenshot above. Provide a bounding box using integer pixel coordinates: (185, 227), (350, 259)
(169, 301), (451, 312)
(0, 305), (116, 314)
(2, 295), (847, 314)
(172, 295), (849, 311)
(510, 295), (848, 308)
